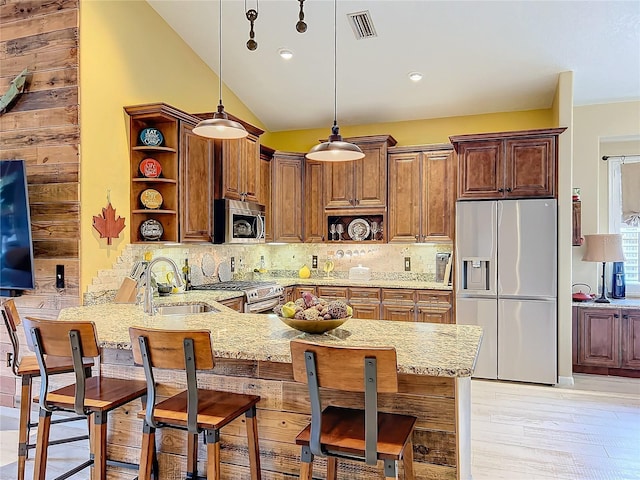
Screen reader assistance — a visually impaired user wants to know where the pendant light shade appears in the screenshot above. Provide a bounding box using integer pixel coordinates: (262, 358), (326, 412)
(194, 0), (248, 140)
(306, 0), (363, 162)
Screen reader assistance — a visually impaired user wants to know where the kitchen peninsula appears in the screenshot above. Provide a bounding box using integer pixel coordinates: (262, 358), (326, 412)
(58, 295), (482, 479)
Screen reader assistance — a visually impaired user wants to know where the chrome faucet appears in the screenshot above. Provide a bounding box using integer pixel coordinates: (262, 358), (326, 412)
(142, 257), (184, 315)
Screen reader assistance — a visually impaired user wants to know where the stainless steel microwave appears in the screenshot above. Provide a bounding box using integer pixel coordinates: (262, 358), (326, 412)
(213, 199), (265, 244)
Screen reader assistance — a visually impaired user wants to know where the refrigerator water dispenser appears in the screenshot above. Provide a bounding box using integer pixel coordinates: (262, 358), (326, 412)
(461, 258), (490, 291)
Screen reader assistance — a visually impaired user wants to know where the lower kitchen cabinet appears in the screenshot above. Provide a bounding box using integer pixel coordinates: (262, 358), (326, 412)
(219, 296), (244, 313)
(287, 284), (452, 323)
(573, 306), (640, 377)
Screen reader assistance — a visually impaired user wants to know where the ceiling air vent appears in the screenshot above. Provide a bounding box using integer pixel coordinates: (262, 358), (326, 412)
(347, 10), (377, 40)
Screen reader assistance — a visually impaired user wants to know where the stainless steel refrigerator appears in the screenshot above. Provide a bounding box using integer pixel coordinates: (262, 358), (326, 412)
(455, 199), (557, 384)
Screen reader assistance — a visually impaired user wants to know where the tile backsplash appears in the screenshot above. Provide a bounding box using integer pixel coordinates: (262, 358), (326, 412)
(87, 242), (452, 295)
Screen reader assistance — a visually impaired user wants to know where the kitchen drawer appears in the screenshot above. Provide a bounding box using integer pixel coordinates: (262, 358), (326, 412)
(351, 302), (381, 320)
(317, 286), (348, 300)
(382, 303), (415, 322)
(381, 288), (415, 303)
(348, 287), (381, 301)
(293, 286), (317, 299)
(416, 290), (452, 305)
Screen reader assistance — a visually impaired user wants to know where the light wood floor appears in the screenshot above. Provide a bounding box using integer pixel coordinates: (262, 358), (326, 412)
(1, 374), (638, 479)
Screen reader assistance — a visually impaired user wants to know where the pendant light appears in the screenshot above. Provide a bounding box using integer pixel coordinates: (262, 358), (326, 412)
(194, 0), (248, 140)
(306, 0), (364, 162)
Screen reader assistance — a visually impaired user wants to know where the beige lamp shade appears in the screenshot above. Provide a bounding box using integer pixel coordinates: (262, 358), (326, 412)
(582, 234), (625, 262)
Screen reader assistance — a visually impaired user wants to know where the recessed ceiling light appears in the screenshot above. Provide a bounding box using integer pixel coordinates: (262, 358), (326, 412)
(278, 48), (294, 60)
(408, 71), (423, 82)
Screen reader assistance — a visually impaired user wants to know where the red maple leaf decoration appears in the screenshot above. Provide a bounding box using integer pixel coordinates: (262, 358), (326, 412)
(92, 202), (125, 245)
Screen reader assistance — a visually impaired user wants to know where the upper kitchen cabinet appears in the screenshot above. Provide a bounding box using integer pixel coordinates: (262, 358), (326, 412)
(259, 145), (275, 243)
(388, 144), (454, 243)
(126, 103), (200, 243)
(324, 135), (397, 210)
(304, 159), (326, 242)
(193, 113), (264, 203)
(450, 128), (566, 200)
(272, 151), (304, 243)
(179, 122), (215, 242)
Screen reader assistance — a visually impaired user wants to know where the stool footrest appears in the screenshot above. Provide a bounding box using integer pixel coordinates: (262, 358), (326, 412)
(53, 459), (92, 480)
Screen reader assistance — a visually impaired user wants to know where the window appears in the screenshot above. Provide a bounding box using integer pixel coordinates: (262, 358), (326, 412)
(609, 155), (640, 295)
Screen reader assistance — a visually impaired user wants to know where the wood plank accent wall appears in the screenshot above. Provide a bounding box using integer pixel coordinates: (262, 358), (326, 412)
(0, 0), (80, 407)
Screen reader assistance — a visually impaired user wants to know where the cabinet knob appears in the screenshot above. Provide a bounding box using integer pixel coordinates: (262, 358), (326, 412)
(614, 314), (620, 318)
(415, 235), (420, 241)
(506, 187), (512, 192)
(498, 188), (504, 193)
(623, 314), (629, 319)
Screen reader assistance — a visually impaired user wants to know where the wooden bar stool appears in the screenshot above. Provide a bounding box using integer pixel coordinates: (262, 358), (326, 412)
(290, 339), (417, 480)
(1, 300), (92, 480)
(22, 316), (151, 480)
(129, 326), (262, 480)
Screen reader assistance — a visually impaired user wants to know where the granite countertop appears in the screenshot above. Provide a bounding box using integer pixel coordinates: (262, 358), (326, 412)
(270, 277), (452, 291)
(572, 298), (640, 308)
(58, 294), (481, 378)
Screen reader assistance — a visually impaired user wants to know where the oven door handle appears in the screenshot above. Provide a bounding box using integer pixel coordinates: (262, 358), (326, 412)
(245, 297), (280, 313)
(257, 215), (265, 240)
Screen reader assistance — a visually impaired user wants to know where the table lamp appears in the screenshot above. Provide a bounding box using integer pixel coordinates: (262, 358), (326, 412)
(582, 234), (625, 303)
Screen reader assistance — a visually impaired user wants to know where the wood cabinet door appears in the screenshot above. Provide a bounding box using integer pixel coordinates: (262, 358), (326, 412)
(350, 302), (381, 320)
(381, 304), (415, 322)
(578, 309), (620, 367)
(457, 140), (504, 199)
(293, 286), (317, 299)
(219, 296), (244, 312)
(355, 143), (387, 208)
(241, 135), (260, 203)
(272, 154), (303, 243)
(284, 287), (295, 303)
(388, 152), (421, 242)
(621, 309), (640, 369)
(304, 160), (326, 242)
(179, 122), (214, 242)
(220, 139), (242, 200)
(259, 153), (273, 242)
(324, 162), (355, 208)
(505, 136), (555, 198)
(422, 150), (453, 242)
(416, 305), (452, 324)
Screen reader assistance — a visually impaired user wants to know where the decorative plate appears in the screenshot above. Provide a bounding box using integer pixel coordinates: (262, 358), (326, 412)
(138, 127), (164, 147)
(140, 219), (163, 241)
(139, 158), (162, 178)
(348, 218), (371, 241)
(202, 253), (216, 277)
(218, 261), (232, 282)
(278, 316), (351, 334)
(140, 189), (163, 209)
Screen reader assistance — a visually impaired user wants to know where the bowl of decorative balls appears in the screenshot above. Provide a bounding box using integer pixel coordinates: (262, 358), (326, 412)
(274, 292), (352, 334)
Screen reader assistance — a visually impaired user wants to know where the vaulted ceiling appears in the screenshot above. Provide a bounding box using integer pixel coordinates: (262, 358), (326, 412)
(148, 0), (640, 132)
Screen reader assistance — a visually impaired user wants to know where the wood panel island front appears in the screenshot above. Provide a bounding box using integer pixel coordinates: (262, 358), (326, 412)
(57, 294), (482, 480)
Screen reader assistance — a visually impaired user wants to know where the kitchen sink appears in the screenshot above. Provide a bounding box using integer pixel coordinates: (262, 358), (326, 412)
(155, 303), (219, 316)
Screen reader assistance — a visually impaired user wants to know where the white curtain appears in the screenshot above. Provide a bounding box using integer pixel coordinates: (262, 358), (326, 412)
(621, 162), (640, 226)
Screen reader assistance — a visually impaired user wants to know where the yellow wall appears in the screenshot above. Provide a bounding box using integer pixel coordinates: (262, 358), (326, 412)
(79, 0), (556, 294)
(262, 109), (553, 151)
(79, 0), (263, 293)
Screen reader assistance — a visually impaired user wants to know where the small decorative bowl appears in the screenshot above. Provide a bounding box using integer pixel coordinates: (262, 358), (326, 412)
(278, 316), (351, 334)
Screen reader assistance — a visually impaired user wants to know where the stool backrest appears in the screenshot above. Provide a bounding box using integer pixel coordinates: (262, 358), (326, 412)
(22, 317), (99, 415)
(1, 299), (21, 376)
(129, 327), (214, 434)
(290, 339), (399, 465)
(290, 339), (399, 392)
(129, 327), (214, 370)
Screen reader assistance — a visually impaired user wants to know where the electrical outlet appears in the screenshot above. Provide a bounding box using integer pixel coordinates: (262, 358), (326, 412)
(56, 264), (65, 288)
(404, 257), (411, 272)
(312, 255), (318, 269)
(230, 257), (235, 272)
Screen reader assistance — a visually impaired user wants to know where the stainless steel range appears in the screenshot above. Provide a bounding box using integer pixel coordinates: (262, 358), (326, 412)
(191, 281), (284, 313)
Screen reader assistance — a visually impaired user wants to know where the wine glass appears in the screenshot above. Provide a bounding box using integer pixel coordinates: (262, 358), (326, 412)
(323, 257), (335, 278)
(335, 224), (344, 241)
(329, 224), (336, 241)
(370, 221), (380, 241)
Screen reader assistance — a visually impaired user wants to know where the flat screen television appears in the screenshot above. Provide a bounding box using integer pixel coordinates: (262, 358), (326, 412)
(1, 160), (36, 295)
